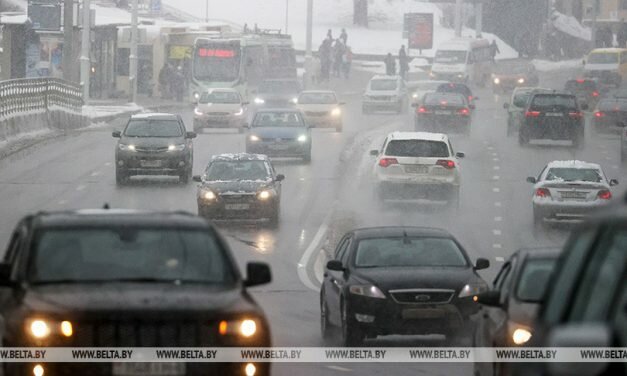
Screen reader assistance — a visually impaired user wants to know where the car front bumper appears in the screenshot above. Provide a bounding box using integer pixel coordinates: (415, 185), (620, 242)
(533, 200), (606, 221)
(246, 141), (310, 158)
(116, 150), (191, 175)
(198, 195), (278, 220)
(194, 114), (244, 128)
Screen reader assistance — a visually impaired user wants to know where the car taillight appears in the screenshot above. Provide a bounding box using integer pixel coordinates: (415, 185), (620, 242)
(436, 159), (455, 169)
(458, 108), (470, 116)
(598, 190), (612, 200)
(592, 91), (599, 97)
(417, 106), (430, 114)
(535, 188), (551, 198)
(576, 79), (585, 83)
(468, 96), (473, 102)
(526, 111), (541, 117)
(378, 158), (399, 168)
(594, 111), (605, 117)
(568, 111), (583, 118)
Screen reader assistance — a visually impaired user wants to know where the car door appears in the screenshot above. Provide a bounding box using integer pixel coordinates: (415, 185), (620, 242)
(268, 162), (282, 196)
(0, 225), (26, 341)
(324, 236), (351, 324)
(480, 257), (516, 347)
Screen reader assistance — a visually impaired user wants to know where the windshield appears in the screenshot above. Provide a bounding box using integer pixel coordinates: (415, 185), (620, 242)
(545, 168), (603, 183)
(516, 258), (557, 302)
(205, 160), (270, 181)
(298, 93), (337, 104)
(124, 119), (183, 137)
(355, 237), (468, 267)
(199, 91), (241, 104)
(424, 94), (465, 105)
(30, 228), (235, 284)
(530, 95), (577, 110)
(434, 50), (467, 64)
(588, 53), (619, 64)
(385, 140), (450, 158)
(370, 79), (398, 91)
(259, 81), (301, 94)
(253, 112), (305, 127)
(193, 45), (241, 82)
(513, 91), (533, 108)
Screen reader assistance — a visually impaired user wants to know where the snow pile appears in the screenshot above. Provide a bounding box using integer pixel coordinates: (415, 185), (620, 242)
(551, 11), (591, 41)
(82, 103), (143, 119)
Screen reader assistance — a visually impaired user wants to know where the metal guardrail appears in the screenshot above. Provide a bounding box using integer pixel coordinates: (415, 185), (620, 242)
(0, 78), (83, 119)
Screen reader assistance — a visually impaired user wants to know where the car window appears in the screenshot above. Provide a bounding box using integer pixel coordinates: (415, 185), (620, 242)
(515, 258), (557, 302)
(529, 95), (577, 110)
(297, 93), (337, 104)
(588, 52), (618, 64)
(512, 91), (532, 108)
(205, 160), (271, 181)
(354, 237), (468, 268)
(252, 112), (305, 127)
(29, 228), (236, 284)
(544, 168), (603, 183)
(424, 94), (465, 105)
(493, 261), (512, 289)
(124, 119), (183, 137)
(385, 140), (450, 158)
(370, 79), (398, 91)
(334, 237), (350, 262)
(199, 91), (240, 104)
(3, 230), (22, 264)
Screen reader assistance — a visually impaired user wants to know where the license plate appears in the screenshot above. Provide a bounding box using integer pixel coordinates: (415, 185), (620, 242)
(402, 308), (445, 320)
(269, 144), (289, 151)
(405, 165), (429, 174)
(112, 363), (185, 376)
(545, 112), (563, 117)
(435, 110), (452, 115)
(225, 203), (250, 210)
(560, 191), (587, 199)
(140, 160), (162, 168)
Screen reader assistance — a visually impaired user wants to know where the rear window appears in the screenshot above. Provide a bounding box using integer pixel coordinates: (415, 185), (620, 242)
(437, 84), (471, 96)
(424, 94), (465, 105)
(545, 168), (603, 183)
(124, 119), (183, 137)
(530, 94), (577, 110)
(370, 79), (398, 91)
(516, 258), (557, 302)
(588, 52), (619, 64)
(565, 80), (597, 92)
(385, 140), (450, 158)
(355, 237), (468, 268)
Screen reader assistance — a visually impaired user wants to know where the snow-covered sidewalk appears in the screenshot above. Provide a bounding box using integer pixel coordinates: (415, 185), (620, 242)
(82, 103), (144, 120)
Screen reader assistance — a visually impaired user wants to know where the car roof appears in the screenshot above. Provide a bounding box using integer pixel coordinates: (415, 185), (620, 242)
(350, 226), (454, 240)
(387, 131), (448, 142)
(299, 90), (337, 95)
(130, 113), (178, 120)
(513, 247), (562, 260)
(210, 153), (269, 162)
(545, 160), (601, 170)
(254, 108), (302, 113)
(32, 210), (210, 229)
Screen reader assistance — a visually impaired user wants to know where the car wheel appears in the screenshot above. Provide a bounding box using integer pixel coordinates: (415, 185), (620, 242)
(179, 168), (191, 184)
(320, 291), (335, 342)
(267, 203), (280, 228)
(302, 151), (312, 163)
(116, 168), (128, 185)
(335, 125), (343, 133)
(341, 301), (364, 347)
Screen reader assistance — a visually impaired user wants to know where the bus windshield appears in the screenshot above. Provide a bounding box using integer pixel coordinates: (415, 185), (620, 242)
(193, 45), (241, 82)
(434, 50), (467, 64)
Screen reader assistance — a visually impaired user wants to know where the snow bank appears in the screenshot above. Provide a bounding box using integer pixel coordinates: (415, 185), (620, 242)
(82, 103), (143, 119)
(551, 11), (591, 41)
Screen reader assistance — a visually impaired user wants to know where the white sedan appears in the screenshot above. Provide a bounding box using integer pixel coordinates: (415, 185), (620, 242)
(193, 88), (248, 133)
(296, 90), (344, 132)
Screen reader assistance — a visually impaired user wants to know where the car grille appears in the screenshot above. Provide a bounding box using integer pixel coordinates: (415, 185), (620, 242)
(220, 193), (257, 203)
(70, 320), (214, 347)
(134, 147), (169, 153)
(305, 111), (330, 116)
(261, 138), (295, 142)
(369, 95), (393, 101)
(389, 289), (455, 305)
(207, 112), (230, 116)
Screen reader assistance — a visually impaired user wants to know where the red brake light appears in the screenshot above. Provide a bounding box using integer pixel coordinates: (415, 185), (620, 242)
(598, 190), (612, 200)
(468, 96), (473, 102)
(440, 101), (448, 105)
(436, 159), (455, 169)
(594, 111), (605, 118)
(568, 111), (583, 118)
(417, 106), (429, 113)
(535, 188), (551, 198)
(458, 108), (470, 116)
(592, 91), (599, 97)
(526, 111), (541, 117)
(576, 79), (585, 83)
(378, 158), (399, 168)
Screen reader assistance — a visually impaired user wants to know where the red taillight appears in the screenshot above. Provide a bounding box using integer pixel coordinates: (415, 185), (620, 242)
(598, 190), (612, 200)
(436, 159), (455, 169)
(592, 91), (599, 97)
(440, 101), (448, 105)
(417, 106), (429, 113)
(594, 111), (605, 118)
(378, 158), (399, 168)
(576, 79), (585, 83)
(535, 188), (551, 198)
(458, 108), (470, 116)
(568, 111), (583, 118)
(468, 95), (473, 102)
(526, 111), (541, 118)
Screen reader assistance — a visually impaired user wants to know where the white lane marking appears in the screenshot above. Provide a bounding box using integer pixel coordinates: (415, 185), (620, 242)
(57, 200), (67, 205)
(494, 202), (502, 207)
(76, 185), (86, 191)
(297, 204), (337, 292)
(492, 152), (498, 157)
(90, 171), (101, 177)
(493, 229), (502, 236)
(495, 256), (505, 262)
(494, 216), (503, 222)
(493, 158), (500, 162)
(493, 166), (500, 171)
(492, 187), (500, 193)
(492, 175), (500, 181)
(493, 244), (503, 249)
(327, 366), (353, 372)
(104, 162), (112, 166)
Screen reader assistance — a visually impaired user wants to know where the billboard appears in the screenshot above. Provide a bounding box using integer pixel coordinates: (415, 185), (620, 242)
(404, 13), (434, 50)
(28, 0), (62, 31)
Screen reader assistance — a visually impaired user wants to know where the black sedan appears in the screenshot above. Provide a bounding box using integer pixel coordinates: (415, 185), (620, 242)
(413, 92), (474, 132)
(194, 153), (285, 226)
(0, 209), (272, 376)
(593, 95), (627, 133)
(474, 247), (560, 376)
(320, 226), (490, 346)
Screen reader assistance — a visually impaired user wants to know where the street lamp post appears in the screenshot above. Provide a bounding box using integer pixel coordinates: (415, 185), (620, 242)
(285, 0), (289, 34)
(304, 0), (313, 89)
(130, 0), (138, 103)
(80, 0), (91, 102)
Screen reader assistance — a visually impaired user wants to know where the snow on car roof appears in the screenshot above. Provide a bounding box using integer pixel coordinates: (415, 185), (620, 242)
(388, 131), (447, 142)
(210, 153), (268, 162)
(131, 112), (176, 119)
(372, 75), (401, 80)
(299, 90), (337, 94)
(546, 160), (601, 170)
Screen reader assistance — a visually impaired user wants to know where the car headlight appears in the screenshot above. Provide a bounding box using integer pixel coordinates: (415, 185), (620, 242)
(118, 143), (136, 151)
(258, 190), (272, 200)
(349, 285), (386, 299)
(331, 107), (341, 116)
(27, 319), (73, 339)
(457, 74), (463, 78)
(493, 77), (500, 84)
(219, 319), (257, 338)
(412, 93), (418, 99)
(168, 144), (186, 152)
(194, 107), (204, 116)
(508, 322), (533, 345)
(458, 283), (488, 298)
(291, 97), (299, 104)
(201, 190), (217, 201)
(297, 135), (308, 142)
(193, 92), (200, 100)
(518, 78), (525, 84)
(249, 135), (260, 142)
(234, 108), (244, 116)
(254, 97), (265, 104)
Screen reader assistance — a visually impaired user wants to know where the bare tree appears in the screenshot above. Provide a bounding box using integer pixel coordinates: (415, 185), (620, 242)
(353, 0), (368, 27)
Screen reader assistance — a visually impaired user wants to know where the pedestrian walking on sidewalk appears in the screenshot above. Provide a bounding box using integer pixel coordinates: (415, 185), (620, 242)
(342, 46), (353, 79)
(398, 45), (409, 79)
(340, 28), (348, 45)
(158, 63), (172, 99)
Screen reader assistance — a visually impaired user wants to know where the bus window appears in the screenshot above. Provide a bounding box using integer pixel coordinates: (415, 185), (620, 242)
(243, 45), (265, 85)
(193, 44), (241, 82)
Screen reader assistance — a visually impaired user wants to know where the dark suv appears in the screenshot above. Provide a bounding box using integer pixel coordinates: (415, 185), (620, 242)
(0, 209), (272, 376)
(519, 92), (586, 147)
(564, 78), (601, 109)
(113, 113), (196, 185)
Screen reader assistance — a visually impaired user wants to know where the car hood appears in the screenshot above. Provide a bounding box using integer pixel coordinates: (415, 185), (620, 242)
(298, 104), (335, 111)
(201, 180), (271, 194)
(119, 136), (184, 147)
(257, 92), (298, 101)
(352, 266), (480, 292)
(18, 284), (256, 316)
(507, 299), (540, 326)
(365, 90), (398, 96)
(196, 103), (240, 112)
(249, 126), (308, 138)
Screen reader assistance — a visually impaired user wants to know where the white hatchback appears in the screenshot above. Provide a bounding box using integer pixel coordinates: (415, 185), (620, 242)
(193, 88), (248, 132)
(370, 132), (464, 206)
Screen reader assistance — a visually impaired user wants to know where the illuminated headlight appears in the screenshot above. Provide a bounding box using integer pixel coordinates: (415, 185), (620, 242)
(202, 190), (217, 201)
(194, 107), (204, 116)
(493, 77), (501, 85)
(234, 108), (244, 116)
(168, 144), (186, 152)
(219, 319), (257, 338)
(27, 319), (74, 339)
(457, 74), (463, 78)
(412, 93), (418, 99)
(249, 135), (260, 142)
(29, 320), (51, 339)
(193, 92), (200, 100)
(458, 283), (488, 298)
(33, 365), (44, 376)
(254, 97), (265, 105)
(258, 190), (272, 200)
(349, 285), (386, 299)
(331, 107), (341, 116)
(297, 135), (308, 142)
(291, 97), (299, 104)
(245, 363), (256, 376)
(509, 322), (533, 345)
(118, 143), (136, 151)
(518, 78), (525, 84)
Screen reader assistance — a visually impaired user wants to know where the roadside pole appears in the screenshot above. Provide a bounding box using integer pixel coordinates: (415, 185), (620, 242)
(63, 0), (73, 82)
(475, 2), (482, 38)
(304, 0), (313, 89)
(80, 0), (91, 103)
(130, 0), (138, 103)
(454, 0), (463, 37)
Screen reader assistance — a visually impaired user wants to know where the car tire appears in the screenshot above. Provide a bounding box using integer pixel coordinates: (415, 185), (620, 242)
(116, 168), (128, 185)
(320, 291), (335, 342)
(303, 151), (312, 163)
(179, 168), (192, 184)
(518, 131), (529, 146)
(341, 301), (364, 347)
(268, 203), (280, 228)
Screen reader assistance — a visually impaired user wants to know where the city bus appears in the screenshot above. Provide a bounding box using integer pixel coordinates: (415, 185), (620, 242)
(430, 38), (492, 86)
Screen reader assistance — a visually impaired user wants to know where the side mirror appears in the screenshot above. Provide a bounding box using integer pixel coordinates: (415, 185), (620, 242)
(192, 175), (202, 183)
(0, 263), (12, 286)
(456, 152), (465, 158)
(369, 150), (379, 156)
(610, 179), (619, 186)
(503, 102), (510, 109)
(526, 176), (537, 184)
(275, 174), (285, 182)
(581, 103), (589, 111)
(186, 131), (197, 139)
(112, 131), (121, 138)
(244, 262), (272, 287)
(547, 323), (611, 376)
(326, 260), (344, 272)
(468, 104), (476, 110)
(475, 290), (502, 307)
(474, 257), (490, 270)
